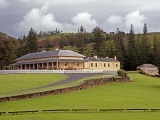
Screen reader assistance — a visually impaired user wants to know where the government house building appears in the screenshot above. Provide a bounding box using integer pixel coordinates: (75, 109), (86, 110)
(13, 50), (120, 71)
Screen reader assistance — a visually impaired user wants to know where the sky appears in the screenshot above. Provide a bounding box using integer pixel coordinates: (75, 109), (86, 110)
(0, 0), (160, 38)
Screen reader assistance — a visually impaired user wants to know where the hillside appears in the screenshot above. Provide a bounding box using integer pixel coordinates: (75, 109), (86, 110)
(37, 32), (160, 54)
(1, 31), (160, 70)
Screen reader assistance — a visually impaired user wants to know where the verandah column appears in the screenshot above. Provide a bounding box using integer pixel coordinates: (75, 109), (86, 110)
(33, 64), (35, 70)
(57, 61), (59, 69)
(70, 62), (71, 69)
(52, 62), (53, 69)
(37, 63), (38, 70)
(47, 62), (49, 70)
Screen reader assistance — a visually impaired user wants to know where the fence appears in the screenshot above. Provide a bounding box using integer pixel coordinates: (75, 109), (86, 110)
(0, 70), (117, 74)
(1, 108), (160, 116)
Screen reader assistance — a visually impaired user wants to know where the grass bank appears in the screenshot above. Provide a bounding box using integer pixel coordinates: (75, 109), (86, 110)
(0, 73), (160, 120)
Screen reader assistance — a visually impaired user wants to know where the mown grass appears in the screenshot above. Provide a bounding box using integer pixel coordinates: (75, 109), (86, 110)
(0, 74), (68, 97)
(1, 112), (160, 120)
(0, 73), (160, 120)
(0, 74), (102, 97)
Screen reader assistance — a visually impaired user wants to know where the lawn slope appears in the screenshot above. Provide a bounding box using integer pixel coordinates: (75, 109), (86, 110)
(0, 74), (68, 97)
(0, 73), (160, 120)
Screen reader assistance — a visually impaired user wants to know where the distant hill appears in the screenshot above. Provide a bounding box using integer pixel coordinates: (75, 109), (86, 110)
(37, 32), (160, 53)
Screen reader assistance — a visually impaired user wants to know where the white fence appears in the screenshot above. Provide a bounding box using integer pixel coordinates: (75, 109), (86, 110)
(0, 70), (105, 74)
(0, 70), (118, 75)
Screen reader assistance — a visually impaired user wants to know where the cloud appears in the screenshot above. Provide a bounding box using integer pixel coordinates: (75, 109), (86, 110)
(0, 0), (9, 8)
(71, 12), (98, 31)
(107, 15), (123, 24)
(13, 7), (63, 35)
(20, 0), (93, 5)
(125, 10), (145, 30)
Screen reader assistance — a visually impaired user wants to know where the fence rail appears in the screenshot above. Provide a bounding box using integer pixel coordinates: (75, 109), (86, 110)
(0, 70), (117, 74)
(0, 108), (160, 116)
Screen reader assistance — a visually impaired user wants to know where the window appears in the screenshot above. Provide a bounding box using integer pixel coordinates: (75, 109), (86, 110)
(64, 62), (67, 66)
(95, 63), (97, 67)
(76, 62), (79, 66)
(116, 64), (118, 67)
(91, 63), (93, 67)
(104, 63), (106, 67)
(108, 63), (110, 67)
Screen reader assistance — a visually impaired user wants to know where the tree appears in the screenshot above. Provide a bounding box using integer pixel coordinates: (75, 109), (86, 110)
(114, 28), (126, 69)
(152, 36), (160, 70)
(16, 35), (27, 57)
(25, 28), (38, 53)
(80, 25), (84, 33)
(75, 33), (85, 54)
(0, 35), (19, 69)
(93, 27), (105, 57)
(143, 23), (148, 34)
(126, 24), (137, 70)
(140, 23), (151, 64)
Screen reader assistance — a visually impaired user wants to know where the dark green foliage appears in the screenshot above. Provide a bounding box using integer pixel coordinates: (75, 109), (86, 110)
(0, 34), (19, 69)
(93, 27), (105, 57)
(25, 28), (38, 53)
(117, 69), (128, 77)
(114, 28), (126, 69)
(138, 23), (151, 64)
(2, 24), (159, 71)
(143, 23), (148, 34)
(126, 24), (137, 70)
(152, 36), (160, 70)
(17, 28), (38, 57)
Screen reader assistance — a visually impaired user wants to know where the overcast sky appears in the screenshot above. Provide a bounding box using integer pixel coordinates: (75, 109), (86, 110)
(0, 0), (160, 38)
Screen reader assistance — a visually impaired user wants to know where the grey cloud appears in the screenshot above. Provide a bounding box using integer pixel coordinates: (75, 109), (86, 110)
(0, 0), (160, 37)
(0, 0), (9, 8)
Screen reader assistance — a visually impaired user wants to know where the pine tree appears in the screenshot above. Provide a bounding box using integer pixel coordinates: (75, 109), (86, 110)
(25, 28), (38, 53)
(140, 23), (150, 64)
(80, 25), (84, 33)
(143, 23), (148, 34)
(152, 36), (160, 70)
(93, 27), (105, 57)
(126, 24), (137, 70)
(114, 29), (126, 69)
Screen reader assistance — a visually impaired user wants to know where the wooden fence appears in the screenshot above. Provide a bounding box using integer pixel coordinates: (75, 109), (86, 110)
(1, 108), (160, 116)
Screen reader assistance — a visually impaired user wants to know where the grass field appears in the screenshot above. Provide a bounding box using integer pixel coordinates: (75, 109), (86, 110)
(0, 73), (160, 120)
(0, 74), (68, 97)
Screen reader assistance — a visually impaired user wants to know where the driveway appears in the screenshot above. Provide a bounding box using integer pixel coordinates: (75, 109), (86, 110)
(30, 73), (102, 90)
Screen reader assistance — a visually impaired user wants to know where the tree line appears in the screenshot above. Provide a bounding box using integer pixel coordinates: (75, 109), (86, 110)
(0, 24), (160, 71)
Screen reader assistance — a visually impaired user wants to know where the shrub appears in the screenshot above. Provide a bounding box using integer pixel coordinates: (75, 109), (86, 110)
(117, 69), (128, 77)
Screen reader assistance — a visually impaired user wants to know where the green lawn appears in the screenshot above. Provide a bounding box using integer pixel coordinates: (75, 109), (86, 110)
(0, 74), (68, 97)
(0, 73), (160, 120)
(1, 112), (160, 120)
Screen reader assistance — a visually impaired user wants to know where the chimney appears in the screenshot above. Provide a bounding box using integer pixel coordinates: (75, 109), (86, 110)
(41, 50), (46, 52)
(55, 48), (59, 50)
(114, 56), (117, 60)
(94, 55), (98, 59)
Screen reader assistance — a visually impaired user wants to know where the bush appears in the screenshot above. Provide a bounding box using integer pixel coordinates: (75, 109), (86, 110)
(117, 69), (128, 77)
